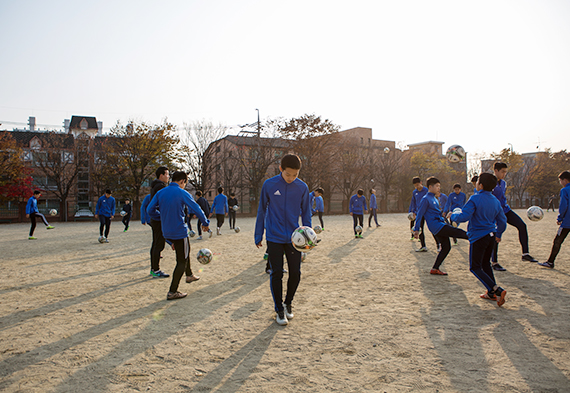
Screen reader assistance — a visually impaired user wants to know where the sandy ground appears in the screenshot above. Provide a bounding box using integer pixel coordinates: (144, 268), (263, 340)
(0, 210), (569, 393)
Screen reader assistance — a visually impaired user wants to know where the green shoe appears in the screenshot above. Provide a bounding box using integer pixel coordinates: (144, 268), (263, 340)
(28, 236), (37, 240)
(46, 225), (54, 229)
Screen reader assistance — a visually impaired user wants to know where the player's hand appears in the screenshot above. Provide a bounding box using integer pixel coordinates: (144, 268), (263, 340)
(142, 223), (146, 226)
(171, 243), (175, 250)
(111, 216), (114, 219)
(557, 221), (562, 225)
(26, 214), (29, 218)
(256, 242), (262, 248)
(446, 212), (452, 219)
(350, 212), (353, 216)
(412, 230), (420, 239)
(496, 237), (502, 243)
(94, 214), (98, 218)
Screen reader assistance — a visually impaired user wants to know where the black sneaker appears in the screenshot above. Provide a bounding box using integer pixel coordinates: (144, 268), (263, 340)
(492, 263), (506, 271)
(537, 261), (554, 269)
(522, 254), (538, 262)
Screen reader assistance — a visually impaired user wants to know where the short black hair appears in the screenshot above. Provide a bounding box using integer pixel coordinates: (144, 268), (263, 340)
(412, 176), (421, 184)
(559, 171), (570, 182)
(357, 189), (364, 196)
(478, 173), (498, 191)
(230, 192), (235, 197)
(156, 166), (169, 178)
(369, 189), (374, 194)
(171, 171), (187, 183)
(217, 187), (223, 194)
(281, 154), (301, 170)
(195, 190), (202, 197)
(316, 187), (324, 195)
(426, 177), (440, 188)
(125, 198), (130, 202)
(453, 183), (461, 189)
(33, 190), (41, 195)
(494, 162), (508, 171)
(105, 189), (112, 194)
(471, 175), (479, 183)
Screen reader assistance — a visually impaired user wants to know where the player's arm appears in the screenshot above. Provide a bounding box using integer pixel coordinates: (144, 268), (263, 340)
(254, 184), (269, 247)
(450, 199), (474, 223)
(557, 190), (567, 225)
(495, 209), (507, 241)
(147, 194), (161, 221)
(184, 193), (210, 230)
(300, 187), (312, 228)
(412, 199), (428, 233)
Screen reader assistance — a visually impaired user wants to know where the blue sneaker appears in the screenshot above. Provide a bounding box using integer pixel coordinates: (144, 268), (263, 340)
(150, 269), (170, 278)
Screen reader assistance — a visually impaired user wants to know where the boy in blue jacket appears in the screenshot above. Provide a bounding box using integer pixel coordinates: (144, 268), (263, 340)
(538, 170), (570, 269)
(95, 189), (115, 243)
(443, 183), (467, 245)
(26, 190), (54, 239)
(409, 177), (428, 249)
(349, 189), (367, 238)
(255, 154), (311, 326)
(148, 171), (210, 300)
(450, 173), (508, 306)
(413, 177), (468, 275)
(368, 189), (380, 228)
(210, 187), (228, 235)
(195, 190), (211, 240)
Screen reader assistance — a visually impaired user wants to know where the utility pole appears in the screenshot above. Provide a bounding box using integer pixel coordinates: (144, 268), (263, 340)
(255, 108), (260, 137)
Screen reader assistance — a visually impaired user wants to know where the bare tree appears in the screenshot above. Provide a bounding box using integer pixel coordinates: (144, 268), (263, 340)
(371, 147), (404, 212)
(331, 143), (370, 212)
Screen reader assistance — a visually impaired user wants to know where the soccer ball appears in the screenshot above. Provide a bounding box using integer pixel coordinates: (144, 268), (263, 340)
(301, 252), (307, 262)
(234, 226), (240, 233)
(98, 236), (105, 243)
(407, 212), (416, 221)
(291, 226), (318, 251)
(446, 145), (466, 162)
(49, 209), (57, 216)
(120, 210), (127, 217)
(313, 225), (323, 234)
(197, 248), (213, 264)
(355, 225), (363, 234)
(232, 205), (239, 211)
(527, 206), (544, 221)
(188, 229), (196, 238)
(384, 147), (390, 154)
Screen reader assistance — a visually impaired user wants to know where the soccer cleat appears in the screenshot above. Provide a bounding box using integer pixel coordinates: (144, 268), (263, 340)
(263, 253), (269, 260)
(410, 236), (415, 241)
(185, 274), (200, 283)
(496, 288), (507, 307)
(275, 310), (288, 325)
(357, 234), (364, 238)
(492, 263), (506, 271)
(197, 235), (203, 240)
(28, 236), (37, 240)
(46, 225), (54, 229)
(537, 261), (554, 269)
(151, 270), (170, 278)
(355, 235), (359, 239)
(283, 303), (294, 319)
(416, 247), (428, 252)
(521, 254), (538, 262)
(104, 238), (109, 243)
(167, 291), (187, 301)
(480, 291), (497, 301)
(430, 268), (448, 275)
(453, 240), (458, 245)
(216, 227), (221, 235)
(436, 245), (442, 252)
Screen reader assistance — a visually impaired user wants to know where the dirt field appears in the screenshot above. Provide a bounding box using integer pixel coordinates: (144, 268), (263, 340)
(0, 210), (569, 393)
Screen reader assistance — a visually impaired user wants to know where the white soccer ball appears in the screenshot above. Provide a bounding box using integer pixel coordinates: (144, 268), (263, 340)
(98, 236), (105, 243)
(446, 144), (466, 162)
(355, 225), (363, 234)
(291, 226), (318, 252)
(313, 225), (323, 234)
(384, 147), (390, 154)
(188, 229), (196, 238)
(407, 212), (416, 221)
(232, 205), (239, 211)
(527, 206), (544, 222)
(234, 226), (240, 233)
(49, 209), (57, 216)
(197, 248), (213, 264)
(120, 210), (127, 217)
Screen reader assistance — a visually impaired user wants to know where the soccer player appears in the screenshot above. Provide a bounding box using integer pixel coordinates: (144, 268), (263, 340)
(228, 192), (238, 229)
(349, 189), (367, 238)
(121, 199), (132, 232)
(147, 171), (210, 300)
(195, 190), (210, 240)
(311, 187), (325, 229)
(413, 177), (468, 275)
(450, 173), (508, 306)
(210, 187), (228, 235)
(255, 154), (311, 326)
(471, 175), (479, 194)
(547, 194), (556, 212)
(149, 167), (170, 278)
(409, 177), (428, 251)
(140, 194), (151, 225)
(368, 188), (380, 228)
(538, 171), (570, 269)
(95, 189), (115, 243)
(25, 190), (54, 239)
(491, 162), (537, 271)
(444, 183), (467, 245)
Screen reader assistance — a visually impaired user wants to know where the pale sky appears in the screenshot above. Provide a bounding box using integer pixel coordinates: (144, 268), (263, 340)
(1, 0), (569, 158)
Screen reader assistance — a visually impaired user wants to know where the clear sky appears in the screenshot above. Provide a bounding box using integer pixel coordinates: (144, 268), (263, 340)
(1, 0), (569, 158)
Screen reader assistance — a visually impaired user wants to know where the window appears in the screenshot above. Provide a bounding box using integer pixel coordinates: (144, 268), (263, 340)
(80, 119), (88, 130)
(360, 138), (363, 144)
(62, 151), (74, 163)
(22, 150), (32, 161)
(30, 138), (42, 150)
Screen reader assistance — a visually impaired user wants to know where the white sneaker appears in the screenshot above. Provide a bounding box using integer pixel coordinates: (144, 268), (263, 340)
(416, 247), (427, 252)
(197, 236), (203, 240)
(283, 303), (294, 320)
(276, 310), (288, 326)
(217, 227), (221, 235)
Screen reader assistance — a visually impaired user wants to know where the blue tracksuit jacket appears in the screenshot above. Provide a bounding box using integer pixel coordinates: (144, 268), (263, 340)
(438, 193), (448, 213)
(147, 183), (209, 241)
(211, 193), (228, 215)
(309, 191), (316, 213)
(255, 174), (311, 245)
(444, 191), (466, 213)
(492, 179), (511, 214)
(315, 196), (324, 212)
(369, 194), (377, 209)
(26, 197), (39, 214)
(96, 195), (116, 217)
(413, 192), (446, 235)
(450, 190), (507, 243)
(349, 194), (367, 214)
(140, 194), (151, 224)
(558, 183), (570, 228)
(409, 186), (428, 213)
